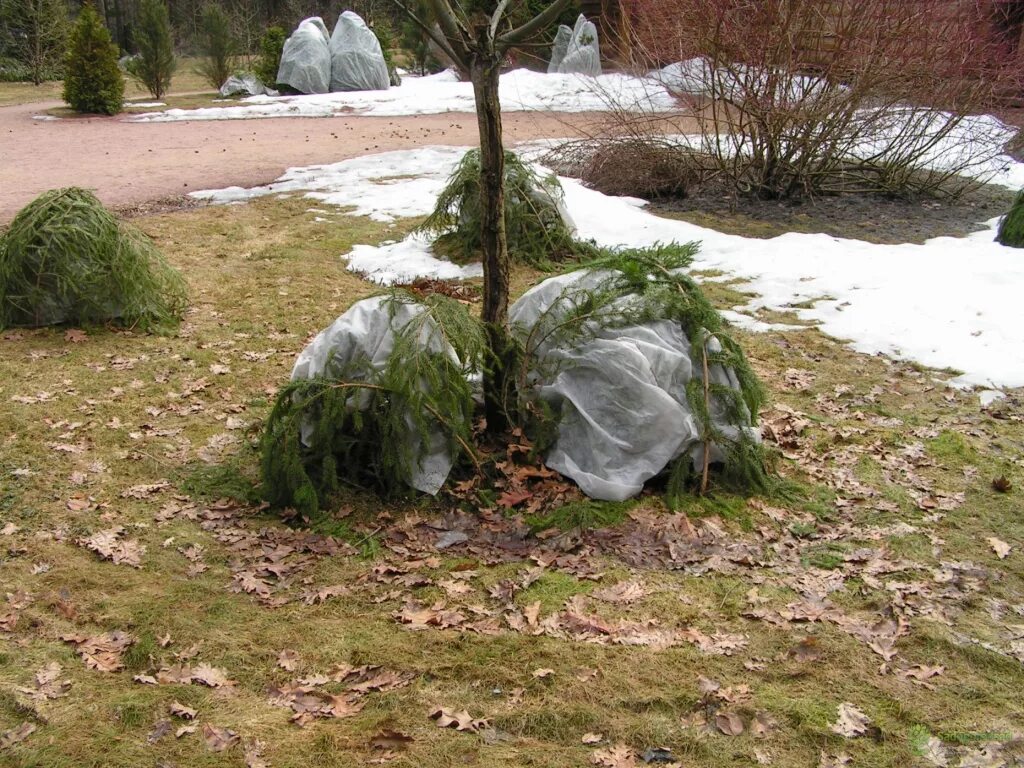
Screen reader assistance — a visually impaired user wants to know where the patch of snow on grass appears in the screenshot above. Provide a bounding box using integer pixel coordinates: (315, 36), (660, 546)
(195, 143), (1024, 389)
(129, 68), (677, 122)
(346, 233), (483, 284)
(192, 146), (465, 221)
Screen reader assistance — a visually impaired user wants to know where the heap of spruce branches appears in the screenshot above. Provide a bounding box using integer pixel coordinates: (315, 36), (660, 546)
(262, 246), (772, 516)
(261, 290), (485, 517)
(0, 188), (187, 332)
(515, 243), (770, 498)
(418, 149), (584, 268)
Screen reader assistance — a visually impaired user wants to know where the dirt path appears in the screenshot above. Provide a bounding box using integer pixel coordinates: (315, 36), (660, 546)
(0, 100), (613, 223)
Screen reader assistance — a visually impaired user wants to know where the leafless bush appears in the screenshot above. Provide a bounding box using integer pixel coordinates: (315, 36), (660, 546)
(601, 0), (1023, 200)
(548, 138), (706, 199)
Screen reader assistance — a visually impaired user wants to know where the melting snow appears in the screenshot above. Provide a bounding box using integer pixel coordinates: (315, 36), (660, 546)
(192, 137), (1024, 390)
(129, 68), (676, 122)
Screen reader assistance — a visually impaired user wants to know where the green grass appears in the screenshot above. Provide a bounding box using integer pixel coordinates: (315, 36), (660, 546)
(0, 193), (1021, 768)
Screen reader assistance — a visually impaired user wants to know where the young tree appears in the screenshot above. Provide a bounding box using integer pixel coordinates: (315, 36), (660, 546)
(127, 0), (175, 99)
(195, 3), (235, 89)
(392, 0), (573, 431)
(63, 2), (124, 115)
(0, 0), (70, 85)
(253, 24), (285, 87)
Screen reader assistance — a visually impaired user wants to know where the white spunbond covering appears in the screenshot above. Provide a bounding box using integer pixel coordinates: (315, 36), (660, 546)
(548, 24), (573, 74)
(291, 295), (458, 495)
(220, 73), (276, 97)
(195, 128), (1024, 389)
(558, 15), (602, 77)
(651, 58), (829, 104)
(129, 68), (676, 122)
(510, 270), (758, 501)
(329, 11), (390, 92)
(277, 17), (331, 95)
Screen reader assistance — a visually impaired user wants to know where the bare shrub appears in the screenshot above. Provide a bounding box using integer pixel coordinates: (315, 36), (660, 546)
(606, 0), (1023, 200)
(573, 139), (708, 198)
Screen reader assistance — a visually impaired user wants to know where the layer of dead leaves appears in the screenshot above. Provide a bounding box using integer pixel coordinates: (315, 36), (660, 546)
(78, 526), (145, 568)
(267, 664), (414, 727)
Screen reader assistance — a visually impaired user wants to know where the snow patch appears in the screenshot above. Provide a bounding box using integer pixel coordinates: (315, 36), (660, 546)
(130, 68), (676, 122)
(194, 140), (1024, 389)
(345, 233), (483, 285)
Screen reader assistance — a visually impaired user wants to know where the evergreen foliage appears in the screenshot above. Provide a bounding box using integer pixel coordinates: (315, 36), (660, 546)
(195, 3), (235, 89)
(418, 149), (581, 268)
(0, 0), (69, 85)
(63, 3), (124, 115)
(253, 25), (285, 87)
(261, 291), (485, 517)
(996, 189), (1024, 248)
(0, 188), (188, 332)
(126, 0), (175, 99)
(516, 243), (772, 496)
(399, 1), (439, 76)
(260, 244), (772, 513)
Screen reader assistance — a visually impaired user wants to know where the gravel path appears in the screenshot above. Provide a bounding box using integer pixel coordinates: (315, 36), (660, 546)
(0, 100), (611, 223)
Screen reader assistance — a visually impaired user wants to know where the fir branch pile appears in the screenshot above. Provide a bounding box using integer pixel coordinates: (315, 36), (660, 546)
(0, 188), (188, 332)
(515, 243), (771, 497)
(262, 245), (772, 515)
(418, 149), (582, 268)
(996, 189), (1024, 248)
(261, 290), (485, 517)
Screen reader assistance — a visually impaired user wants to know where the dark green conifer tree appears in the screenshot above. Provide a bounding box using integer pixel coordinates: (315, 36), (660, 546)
(63, 2), (124, 115)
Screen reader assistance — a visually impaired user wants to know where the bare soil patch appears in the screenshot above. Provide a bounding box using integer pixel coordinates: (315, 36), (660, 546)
(0, 100), (611, 225)
(650, 182), (1016, 244)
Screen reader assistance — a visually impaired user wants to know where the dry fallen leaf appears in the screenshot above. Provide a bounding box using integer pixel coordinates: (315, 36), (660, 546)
(0, 722), (36, 750)
(716, 711), (745, 736)
(429, 707), (489, 733)
(591, 744), (637, 767)
(170, 701), (198, 720)
(202, 723), (240, 752)
(191, 663), (234, 688)
(18, 662), (71, 701)
(818, 752), (853, 768)
(592, 579), (649, 604)
(987, 537), (1011, 559)
(829, 703), (871, 738)
(78, 527), (145, 568)
(277, 649), (300, 672)
(244, 739), (269, 768)
(62, 631), (134, 672)
(64, 328), (88, 343)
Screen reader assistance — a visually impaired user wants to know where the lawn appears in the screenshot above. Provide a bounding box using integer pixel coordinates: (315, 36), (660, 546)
(0, 57), (223, 109)
(0, 193), (1022, 768)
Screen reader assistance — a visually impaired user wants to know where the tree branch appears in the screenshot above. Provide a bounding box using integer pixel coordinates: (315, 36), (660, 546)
(498, 0), (574, 49)
(387, 0), (466, 67)
(488, 0), (512, 42)
(422, 0), (471, 57)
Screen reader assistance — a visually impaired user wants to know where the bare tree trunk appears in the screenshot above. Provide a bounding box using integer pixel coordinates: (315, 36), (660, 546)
(470, 52), (513, 433)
